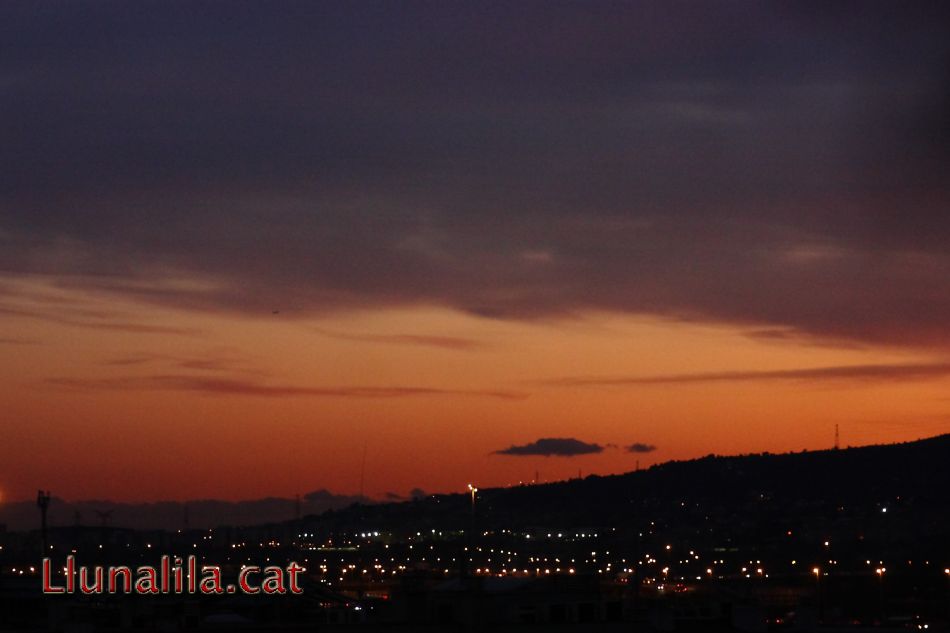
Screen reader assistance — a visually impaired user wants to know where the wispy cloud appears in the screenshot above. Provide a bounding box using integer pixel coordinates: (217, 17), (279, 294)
(495, 437), (604, 457)
(313, 327), (484, 351)
(101, 354), (156, 367)
(0, 304), (201, 336)
(542, 362), (950, 388)
(101, 352), (264, 375)
(0, 336), (39, 345)
(743, 328), (866, 350)
(48, 375), (527, 400)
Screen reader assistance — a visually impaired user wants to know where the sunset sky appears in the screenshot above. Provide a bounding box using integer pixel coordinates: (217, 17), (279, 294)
(1, 2), (949, 504)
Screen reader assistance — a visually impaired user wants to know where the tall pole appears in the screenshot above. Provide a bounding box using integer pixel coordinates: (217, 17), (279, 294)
(36, 490), (51, 555)
(466, 484), (477, 578)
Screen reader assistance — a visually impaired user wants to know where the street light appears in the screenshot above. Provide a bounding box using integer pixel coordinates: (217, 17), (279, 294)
(467, 484), (478, 524)
(813, 568), (822, 621)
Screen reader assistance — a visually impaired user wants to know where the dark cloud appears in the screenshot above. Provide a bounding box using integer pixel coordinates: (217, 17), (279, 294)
(544, 362), (950, 388)
(627, 443), (658, 453)
(2, 2), (950, 347)
(47, 374), (527, 400)
(495, 438), (604, 457)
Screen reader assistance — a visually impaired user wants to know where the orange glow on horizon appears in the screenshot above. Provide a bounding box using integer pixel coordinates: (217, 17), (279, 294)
(1, 277), (948, 503)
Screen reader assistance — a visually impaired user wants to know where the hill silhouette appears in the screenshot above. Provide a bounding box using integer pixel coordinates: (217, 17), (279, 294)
(302, 435), (950, 559)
